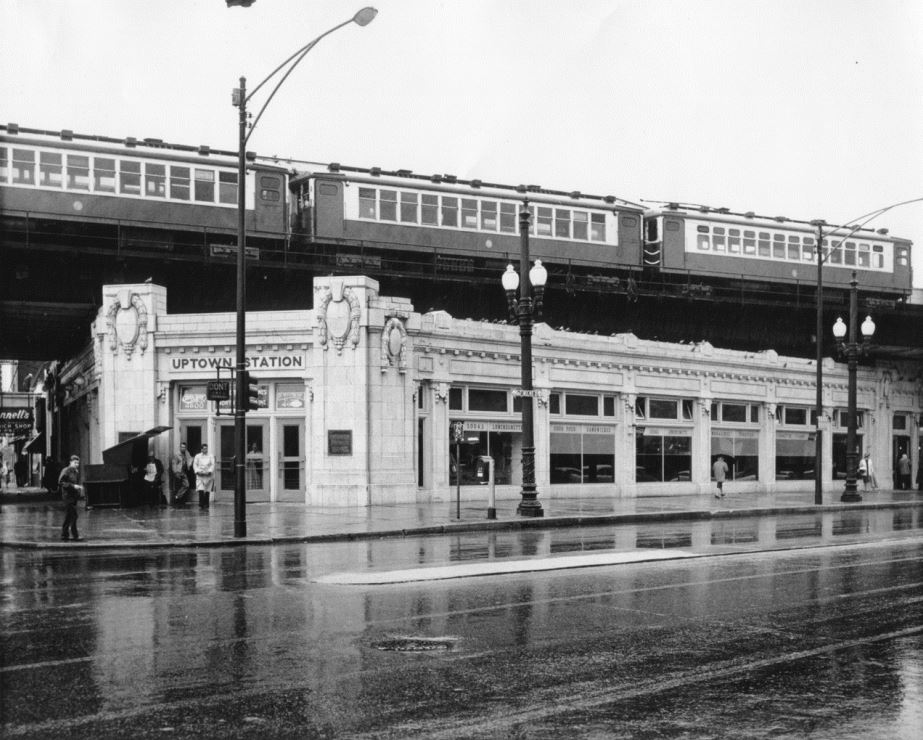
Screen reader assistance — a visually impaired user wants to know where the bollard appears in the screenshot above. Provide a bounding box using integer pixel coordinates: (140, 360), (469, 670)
(479, 455), (496, 519)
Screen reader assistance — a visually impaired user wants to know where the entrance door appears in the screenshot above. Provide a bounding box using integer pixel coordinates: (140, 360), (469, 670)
(218, 422), (270, 502)
(278, 421), (304, 502)
(179, 422), (205, 458)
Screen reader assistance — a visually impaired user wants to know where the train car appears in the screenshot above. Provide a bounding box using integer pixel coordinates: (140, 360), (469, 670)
(289, 164), (646, 278)
(643, 204), (913, 298)
(0, 124), (290, 256)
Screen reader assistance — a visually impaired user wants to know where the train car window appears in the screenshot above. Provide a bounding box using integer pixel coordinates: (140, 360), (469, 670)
(219, 172), (238, 204)
(380, 189), (397, 221)
(421, 194), (438, 225)
(758, 232), (770, 256)
(843, 241), (856, 266)
(857, 243), (870, 268)
(828, 242), (842, 264)
(39, 152), (63, 187)
(481, 201), (498, 230)
(145, 163), (166, 198)
(120, 160), (141, 195)
(665, 220), (681, 231)
(500, 202), (517, 233)
(574, 211), (589, 240)
(12, 149), (36, 185)
(696, 224), (710, 250)
(193, 168), (215, 202)
(358, 187), (377, 218)
(441, 196), (458, 227)
(170, 166), (190, 200)
(318, 183), (337, 196)
(743, 230), (756, 254)
(728, 228), (740, 253)
(873, 245), (885, 269)
(260, 188), (280, 202)
(261, 176), (280, 188)
(0, 147), (7, 181)
(400, 191), (418, 223)
(536, 207), (553, 236)
(712, 226), (726, 252)
(94, 157), (116, 192)
(786, 235), (800, 260)
(896, 247), (908, 266)
(772, 234), (785, 259)
(590, 213), (606, 241)
(66, 155), (90, 190)
(555, 209), (571, 238)
(462, 199), (479, 228)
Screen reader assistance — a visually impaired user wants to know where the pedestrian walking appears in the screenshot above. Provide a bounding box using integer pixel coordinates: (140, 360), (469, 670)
(897, 453), (912, 490)
(143, 452), (165, 505)
(170, 442), (192, 506)
(858, 453), (877, 491)
(712, 455), (728, 498)
(193, 444), (215, 508)
(58, 455), (83, 541)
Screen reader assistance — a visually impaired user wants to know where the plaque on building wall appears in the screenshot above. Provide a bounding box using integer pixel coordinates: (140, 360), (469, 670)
(327, 430), (353, 456)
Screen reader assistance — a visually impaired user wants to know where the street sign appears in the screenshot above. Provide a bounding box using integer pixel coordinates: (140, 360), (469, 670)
(206, 380), (231, 401)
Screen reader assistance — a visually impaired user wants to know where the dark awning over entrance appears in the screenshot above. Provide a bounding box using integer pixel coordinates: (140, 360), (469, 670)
(22, 434), (45, 455)
(101, 427), (171, 467)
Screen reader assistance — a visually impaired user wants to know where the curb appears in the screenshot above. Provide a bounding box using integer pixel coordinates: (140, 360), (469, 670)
(3, 499), (921, 551)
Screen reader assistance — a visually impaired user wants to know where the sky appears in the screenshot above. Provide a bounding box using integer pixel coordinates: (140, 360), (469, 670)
(3, 0), (923, 286)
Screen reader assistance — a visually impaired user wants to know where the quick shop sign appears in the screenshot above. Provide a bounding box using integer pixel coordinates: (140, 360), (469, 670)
(167, 351), (305, 374)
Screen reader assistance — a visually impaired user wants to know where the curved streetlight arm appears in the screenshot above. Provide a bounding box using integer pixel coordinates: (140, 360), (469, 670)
(244, 18), (355, 144)
(816, 196), (923, 266)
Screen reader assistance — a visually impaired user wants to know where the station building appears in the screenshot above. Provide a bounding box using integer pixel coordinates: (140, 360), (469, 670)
(49, 275), (921, 505)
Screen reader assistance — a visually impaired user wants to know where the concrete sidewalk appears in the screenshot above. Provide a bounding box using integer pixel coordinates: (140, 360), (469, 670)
(1, 486), (921, 550)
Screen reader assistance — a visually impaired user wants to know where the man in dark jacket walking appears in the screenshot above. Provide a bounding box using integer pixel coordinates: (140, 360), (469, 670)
(58, 455), (83, 541)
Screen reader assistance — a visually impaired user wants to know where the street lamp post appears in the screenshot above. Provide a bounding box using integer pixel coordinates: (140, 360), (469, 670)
(832, 271), (875, 503)
(230, 7), (377, 537)
(811, 196), (923, 506)
(502, 200), (547, 517)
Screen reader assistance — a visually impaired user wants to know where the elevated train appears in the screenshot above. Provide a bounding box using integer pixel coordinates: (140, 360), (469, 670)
(1, 124), (914, 303)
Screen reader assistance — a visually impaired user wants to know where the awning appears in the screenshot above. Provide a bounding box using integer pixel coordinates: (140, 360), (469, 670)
(22, 434), (45, 455)
(101, 426), (171, 467)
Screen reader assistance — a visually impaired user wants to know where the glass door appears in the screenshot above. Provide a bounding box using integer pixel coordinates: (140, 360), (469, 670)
(218, 423), (269, 502)
(278, 421), (304, 502)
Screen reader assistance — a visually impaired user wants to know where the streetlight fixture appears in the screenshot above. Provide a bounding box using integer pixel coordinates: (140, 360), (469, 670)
(832, 271), (875, 502)
(502, 200), (548, 517)
(812, 196), (923, 505)
(231, 7), (377, 537)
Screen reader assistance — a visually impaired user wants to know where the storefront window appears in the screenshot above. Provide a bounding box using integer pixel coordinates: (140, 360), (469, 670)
(636, 431), (691, 482)
(550, 425), (615, 483)
(711, 430), (759, 480)
(449, 426), (514, 485)
(775, 432), (816, 480)
(276, 384), (306, 409)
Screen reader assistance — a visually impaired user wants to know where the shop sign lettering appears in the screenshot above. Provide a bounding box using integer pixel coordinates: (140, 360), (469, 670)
(169, 353), (304, 373)
(0, 407), (34, 435)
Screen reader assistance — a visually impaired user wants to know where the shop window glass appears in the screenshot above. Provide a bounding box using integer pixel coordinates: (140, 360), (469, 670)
(712, 432), (759, 480)
(721, 403), (748, 423)
(648, 399), (677, 419)
(66, 155), (90, 190)
(603, 396), (615, 416)
(468, 388), (507, 412)
(170, 166), (190, 200)
(565, 394), (598, 416)
(450, 430), (513, 486)
(549, 393), (561, 414)
(776, 434), (816, 480)
(449, 387), (463, 410)
(892, 414), (907, 431)
(784, 407), (807, 425)
(636, 433), (691, 482)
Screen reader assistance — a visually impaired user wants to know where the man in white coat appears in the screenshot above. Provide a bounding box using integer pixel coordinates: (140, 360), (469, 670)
(193, 443), (215, 509)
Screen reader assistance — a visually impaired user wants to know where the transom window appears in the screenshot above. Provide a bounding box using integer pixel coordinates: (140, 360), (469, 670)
(635, 397), (694, 421)
(711, 402), (759, 424)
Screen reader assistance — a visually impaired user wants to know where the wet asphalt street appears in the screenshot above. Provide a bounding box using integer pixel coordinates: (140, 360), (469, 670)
(2, 509), (922, 738)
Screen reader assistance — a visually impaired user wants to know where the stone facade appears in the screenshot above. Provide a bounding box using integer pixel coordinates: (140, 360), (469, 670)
(52, 277), (922, 506)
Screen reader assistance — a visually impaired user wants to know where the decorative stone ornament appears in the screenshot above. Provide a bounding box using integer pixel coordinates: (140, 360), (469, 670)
(316, 281), (361, 354)
(106, 290), (149, 359)
(381, 317), (408, 372)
